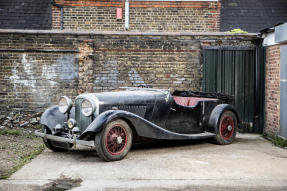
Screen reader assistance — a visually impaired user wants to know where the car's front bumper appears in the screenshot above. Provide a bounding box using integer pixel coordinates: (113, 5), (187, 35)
(35, 130), (95, 147)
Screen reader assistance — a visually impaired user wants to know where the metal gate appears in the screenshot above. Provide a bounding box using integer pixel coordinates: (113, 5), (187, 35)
(203, 47), (265, 133)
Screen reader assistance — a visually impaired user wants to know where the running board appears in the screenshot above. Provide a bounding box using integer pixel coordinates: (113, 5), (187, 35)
(166, 132), (216, 140)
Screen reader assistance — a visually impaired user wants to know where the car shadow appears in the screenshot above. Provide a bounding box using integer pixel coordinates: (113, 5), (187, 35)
(131, 138), (213, 151)
(60, 138), (213, 159)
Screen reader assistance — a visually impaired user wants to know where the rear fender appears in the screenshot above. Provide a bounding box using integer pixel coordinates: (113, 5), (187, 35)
(208, 104), (241, 134)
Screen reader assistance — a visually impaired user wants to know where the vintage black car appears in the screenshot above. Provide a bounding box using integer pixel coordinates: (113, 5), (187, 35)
(35, 87), (240, 161)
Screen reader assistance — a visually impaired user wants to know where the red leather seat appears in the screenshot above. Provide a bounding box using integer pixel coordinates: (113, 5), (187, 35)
(173, 96), (190, 106)
(173, 96), (217, 107)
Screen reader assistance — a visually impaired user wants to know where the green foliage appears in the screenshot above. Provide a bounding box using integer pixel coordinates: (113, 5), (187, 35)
(0, 129), (21, 136)
(225, 28), (248, 34)
(262, 133), (287, 148)
(32, 124), (42, 129)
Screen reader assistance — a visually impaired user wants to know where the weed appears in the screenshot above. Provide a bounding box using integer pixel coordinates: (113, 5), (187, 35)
(0, 146), (6, 149)
(25, 133), (37, 139)
(0, 129), (21, 136)
(32, 124), (42, 129)
(225, 28), (248, 34)
(262, 133), (287, 148)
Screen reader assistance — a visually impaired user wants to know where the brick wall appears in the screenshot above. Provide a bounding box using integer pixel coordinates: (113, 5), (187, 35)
(0, 32), (80, 111)
(264, 45), (280, 135)
(52, 0), (221, 32)
(63, 6), (125, 31)
(52, 6), (62, 30)
(0, 30), (256, 112)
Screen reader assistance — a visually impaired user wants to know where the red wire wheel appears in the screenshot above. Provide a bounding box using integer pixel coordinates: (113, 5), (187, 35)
(215, 111), (237, 145)
(105, 124), (128, 155)
(95, 119), (132, 161)
(220, 116), (235, 140)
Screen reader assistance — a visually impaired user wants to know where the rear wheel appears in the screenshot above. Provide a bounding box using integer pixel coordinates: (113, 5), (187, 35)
(95, 119), (132, 161)
(42, 127), (72, 152)
(214, 111), (237, 145)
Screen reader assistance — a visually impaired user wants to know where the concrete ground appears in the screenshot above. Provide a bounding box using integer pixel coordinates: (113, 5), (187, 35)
(0, 133), (287, 191)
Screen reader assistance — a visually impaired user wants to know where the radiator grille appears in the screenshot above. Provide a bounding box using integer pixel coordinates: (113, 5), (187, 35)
(75, 98), (93, 132)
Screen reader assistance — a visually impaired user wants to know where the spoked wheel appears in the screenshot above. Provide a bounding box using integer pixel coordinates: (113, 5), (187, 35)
(42, 126), (72, 152)
(95, 119), (132, 161)
(214, 111), (237, 145)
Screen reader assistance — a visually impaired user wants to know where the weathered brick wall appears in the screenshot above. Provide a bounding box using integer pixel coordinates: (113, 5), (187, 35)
(0, 30), (256, 112)
(128, 7), (219, 32)
(264, 45), (281, 135)
(52, 6), (62, 30)
(0, 33), (80, 111)
(52, 0), (220, 31)
(63, 6), (125, 31)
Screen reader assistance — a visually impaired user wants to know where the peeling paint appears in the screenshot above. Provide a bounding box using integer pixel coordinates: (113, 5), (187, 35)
(9, 53), (78, 107)
(10, 54), (37, 89)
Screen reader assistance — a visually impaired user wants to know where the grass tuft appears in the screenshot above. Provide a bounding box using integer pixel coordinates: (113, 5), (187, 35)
(262, 133), (287, 148)
(0, 129), (21, 136)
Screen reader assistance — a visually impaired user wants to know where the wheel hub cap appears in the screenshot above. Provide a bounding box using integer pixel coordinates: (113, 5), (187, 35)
(116, 136), (123, 144)
(227, 125), (232, 131)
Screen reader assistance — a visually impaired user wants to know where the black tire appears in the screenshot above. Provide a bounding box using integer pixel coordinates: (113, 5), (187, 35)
(214, 111), (237, 145)
(95, 119), (132, 162)
(42, 127), (72, 152)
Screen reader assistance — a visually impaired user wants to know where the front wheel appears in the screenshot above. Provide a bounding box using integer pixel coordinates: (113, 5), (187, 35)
(214, 111), (237, 145)
(95, 119), (132, 161)
(42, 127), (72, 152)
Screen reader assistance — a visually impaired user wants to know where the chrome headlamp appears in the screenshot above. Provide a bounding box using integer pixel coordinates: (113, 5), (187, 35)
(67, 118), (76, 129)
(58, 96), (73, 114)
(81, 99), (95, 117)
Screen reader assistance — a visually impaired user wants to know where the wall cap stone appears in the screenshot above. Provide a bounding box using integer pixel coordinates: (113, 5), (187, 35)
(0, 29), (259, 37)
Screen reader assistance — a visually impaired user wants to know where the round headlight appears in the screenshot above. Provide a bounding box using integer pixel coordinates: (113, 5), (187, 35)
(58, 96), (73, 114)
(81, 99), (94, 116)
(67, 118), (76, 129)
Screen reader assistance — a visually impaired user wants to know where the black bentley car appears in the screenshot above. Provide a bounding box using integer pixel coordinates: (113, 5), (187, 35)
(35, 88), (240, 161)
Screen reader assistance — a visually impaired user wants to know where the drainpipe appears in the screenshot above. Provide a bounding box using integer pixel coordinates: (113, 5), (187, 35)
(51, 0), (64, 30)
(125, 0), (129, 30)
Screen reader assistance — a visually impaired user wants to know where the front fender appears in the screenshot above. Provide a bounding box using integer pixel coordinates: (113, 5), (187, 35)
(79, 110), (116, 139)
(40, 105), (75, 132)
(208, 104), (241, 134)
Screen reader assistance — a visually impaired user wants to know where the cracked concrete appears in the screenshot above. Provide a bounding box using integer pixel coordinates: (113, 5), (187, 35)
(1, 134), (287, 190)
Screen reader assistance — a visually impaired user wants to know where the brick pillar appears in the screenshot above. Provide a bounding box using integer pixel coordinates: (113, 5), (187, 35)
(52, 6), (61, 30)
(208, 1), (221, 32)
(265, 45), (281, 135)
(78, 41), (94, 94)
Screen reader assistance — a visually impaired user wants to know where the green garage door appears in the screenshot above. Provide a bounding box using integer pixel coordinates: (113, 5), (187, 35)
(203, 48), (265, 133)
